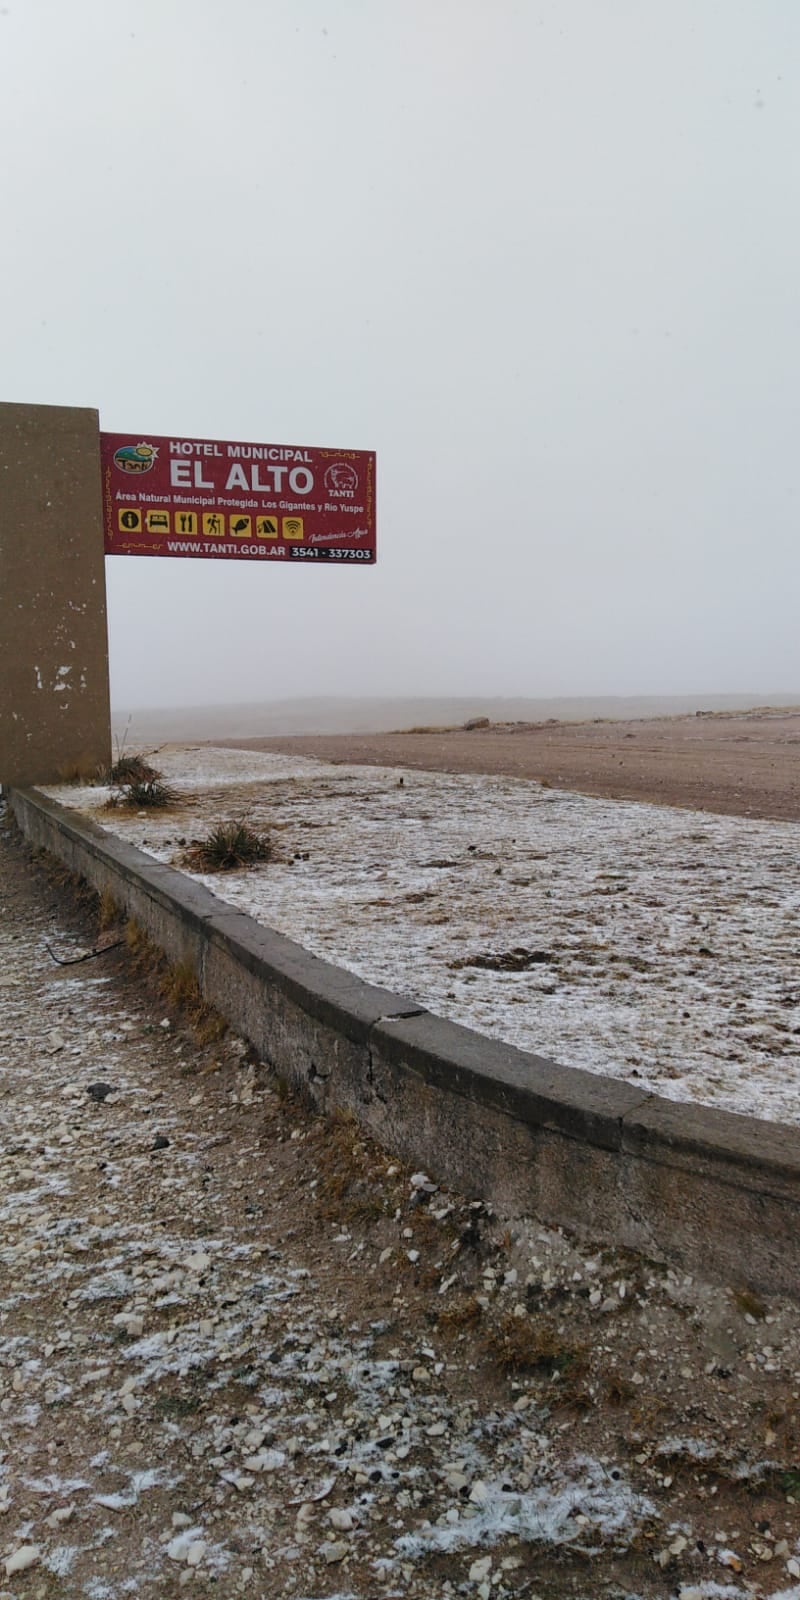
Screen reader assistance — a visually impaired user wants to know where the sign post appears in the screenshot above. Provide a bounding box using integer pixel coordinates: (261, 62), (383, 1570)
(1, 408), (375, 787)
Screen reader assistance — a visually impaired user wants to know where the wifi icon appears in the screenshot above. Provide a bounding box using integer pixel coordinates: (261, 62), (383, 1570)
(282, 517), (304, 541)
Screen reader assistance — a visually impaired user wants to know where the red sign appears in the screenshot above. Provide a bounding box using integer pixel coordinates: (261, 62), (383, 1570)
(101, 432), (376, 564)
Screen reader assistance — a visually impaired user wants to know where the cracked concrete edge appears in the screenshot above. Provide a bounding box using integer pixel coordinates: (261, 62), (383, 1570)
(7, 785), (800, 1293)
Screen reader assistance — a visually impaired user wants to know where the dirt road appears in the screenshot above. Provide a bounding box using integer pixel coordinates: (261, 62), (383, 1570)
(219, 708), (800, 822)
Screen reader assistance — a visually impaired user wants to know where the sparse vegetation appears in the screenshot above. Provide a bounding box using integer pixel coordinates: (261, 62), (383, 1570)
(57, 762), (94, 784)
(108, 752), (160, 785)
(98, 890), (122, 931)
(437, 1294), (484, 1330)
(486, 1312), (588, 1383)
(183, 819), (272, 872)
(308, 1109), (392, 1224)
(124, 919), (226, 1043)
(732, 1285), (768, 1320)
(106, 776), (177, 810)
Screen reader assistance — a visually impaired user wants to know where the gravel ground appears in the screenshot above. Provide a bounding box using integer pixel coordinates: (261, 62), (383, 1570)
(1, 807), (800, 1600)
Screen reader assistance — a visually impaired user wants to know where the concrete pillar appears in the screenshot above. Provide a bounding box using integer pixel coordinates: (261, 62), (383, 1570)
(0, 401), (111, 786)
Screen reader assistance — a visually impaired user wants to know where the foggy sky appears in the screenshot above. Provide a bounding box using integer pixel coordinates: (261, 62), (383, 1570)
(2, 1), (798, 709)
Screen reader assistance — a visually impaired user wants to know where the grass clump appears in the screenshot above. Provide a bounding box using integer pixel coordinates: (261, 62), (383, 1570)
(732, 1286), (768, 1320)
(106, 776), (177, 810)
(124, 920), (227, 1044)
(486, 1313), (588, 1383)
(184, 820), (272, 872)
(98, 890), (123, 931)
(438, 1295), (484, 1331)
(308, 1110), (390, 1225)
(109, 752), (159, 785)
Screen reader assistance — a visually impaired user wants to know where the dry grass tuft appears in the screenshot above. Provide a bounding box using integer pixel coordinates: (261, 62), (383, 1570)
(106, 777), (177, 810)
(182, 820), (272, 872)
(486, 1313), (588, 1382)
(124, 920), (226, 1043)
(732, 1286), (768, 1320)
(98, 890), (122, 931)
(107, 753), (160, 785)
(309, 1110), (391, 1224)
(57, 762), (95, 784)
(606, 1373), (636, 1407)
(438, 1295), (484, 1331)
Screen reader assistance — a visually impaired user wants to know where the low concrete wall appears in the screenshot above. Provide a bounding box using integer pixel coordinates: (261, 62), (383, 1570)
(9, 786), (800, 1295)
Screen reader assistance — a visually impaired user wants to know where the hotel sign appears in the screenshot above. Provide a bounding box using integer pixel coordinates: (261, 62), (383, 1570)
(101, 432), (376, 564)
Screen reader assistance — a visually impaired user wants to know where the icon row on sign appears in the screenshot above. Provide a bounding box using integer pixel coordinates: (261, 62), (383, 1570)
(117, 509), (305, 540)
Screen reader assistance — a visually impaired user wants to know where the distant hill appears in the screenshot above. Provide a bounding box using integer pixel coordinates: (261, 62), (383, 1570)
(112, 693), (800, 745)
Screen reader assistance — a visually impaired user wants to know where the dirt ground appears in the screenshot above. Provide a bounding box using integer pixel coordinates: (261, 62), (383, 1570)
(217, 707), (800, 822)
(2, 811), (800, 1599)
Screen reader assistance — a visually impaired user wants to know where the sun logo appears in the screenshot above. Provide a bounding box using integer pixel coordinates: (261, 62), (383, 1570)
(113, 442), (159, 474)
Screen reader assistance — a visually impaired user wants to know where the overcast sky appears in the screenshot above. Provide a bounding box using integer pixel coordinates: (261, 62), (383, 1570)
(2, 1), (798, 708)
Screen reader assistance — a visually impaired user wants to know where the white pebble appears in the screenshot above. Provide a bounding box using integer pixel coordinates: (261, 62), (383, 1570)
(182, 1251), (211, 1273)
(5, 1548), (41, 1576)
(329, 1508), (354, 1530)
(321, 1540), (349, 1564)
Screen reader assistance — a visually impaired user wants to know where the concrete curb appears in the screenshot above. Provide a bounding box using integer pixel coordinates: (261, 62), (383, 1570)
(9, 785), (800, 1294)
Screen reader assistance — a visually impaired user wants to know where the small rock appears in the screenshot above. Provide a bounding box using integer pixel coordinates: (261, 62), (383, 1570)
(5, 1548), (41, 1576)
(320, 1540), (349, 1565)
(113, 1313), (144, 1337)
(182, 1251), (211, 1274)
(409, 1172), (437, 1194)
(152, 1135), (170, 1151)
(469, 1555), (492, 1581)
(44, 1505), (75, 1529)
(87, 1081), (116, 1102)
(167, 1534), (199, 1562)
(243, 1449), (286, 1472)
(329, 1508), (354, 1531)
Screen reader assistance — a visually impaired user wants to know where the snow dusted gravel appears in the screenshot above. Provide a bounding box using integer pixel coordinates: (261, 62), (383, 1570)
(4, 796), (800, 1600)
(48, 744), (800, 1126)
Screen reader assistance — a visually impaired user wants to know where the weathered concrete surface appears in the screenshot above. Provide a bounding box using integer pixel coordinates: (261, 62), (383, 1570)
(0, 401), (111, 786)
(8, 784), (800, 1294)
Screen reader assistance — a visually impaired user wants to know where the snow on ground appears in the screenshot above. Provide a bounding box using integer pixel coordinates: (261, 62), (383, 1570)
(47, 745), (800, 1126)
